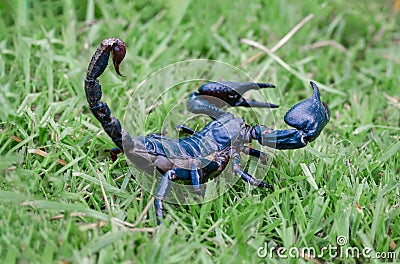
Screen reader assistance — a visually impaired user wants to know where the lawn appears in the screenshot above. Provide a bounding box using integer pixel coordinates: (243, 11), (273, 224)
(0, 0), (399, 263)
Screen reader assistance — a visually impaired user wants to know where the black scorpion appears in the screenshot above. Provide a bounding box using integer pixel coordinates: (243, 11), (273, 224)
(84, 38), (330, 224)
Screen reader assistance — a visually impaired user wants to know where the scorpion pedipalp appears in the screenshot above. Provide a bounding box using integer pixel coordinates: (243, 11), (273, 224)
(250, 82), (330, 149)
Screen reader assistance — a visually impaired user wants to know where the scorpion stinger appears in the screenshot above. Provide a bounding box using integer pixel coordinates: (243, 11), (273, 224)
(85, 38), (330, 225)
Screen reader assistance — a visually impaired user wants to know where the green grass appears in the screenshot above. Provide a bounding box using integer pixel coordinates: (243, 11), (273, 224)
(1, 0), (399, 263)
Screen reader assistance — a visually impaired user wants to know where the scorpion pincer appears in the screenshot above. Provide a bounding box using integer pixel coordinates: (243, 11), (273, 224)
(84, 38), (330, 224)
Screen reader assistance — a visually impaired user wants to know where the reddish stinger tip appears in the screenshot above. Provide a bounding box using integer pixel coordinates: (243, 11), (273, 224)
(112, 40), (126, 77)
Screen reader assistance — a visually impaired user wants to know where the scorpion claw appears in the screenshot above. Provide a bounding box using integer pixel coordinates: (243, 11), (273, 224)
(194, 81), (278, 109)
(187, 81), (278, 118)
(251, 82), (330, 149)
(283, 81), (330, 143)
(234, 100), (279, 108)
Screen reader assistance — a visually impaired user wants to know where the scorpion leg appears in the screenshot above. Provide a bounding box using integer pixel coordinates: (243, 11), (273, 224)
(110, 147), (123, 162)
(231, 151), (274, 191)
(250, 82), (330, 149)
(190, 163), (203, 195)
(241, 146), (268, 165)
(188, 82), (278, 118)
(155, 165), (204, 224)
(155, 169), (177, 225)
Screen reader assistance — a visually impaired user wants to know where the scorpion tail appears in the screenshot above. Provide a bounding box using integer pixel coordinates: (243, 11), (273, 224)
(84, 38), (127, 152)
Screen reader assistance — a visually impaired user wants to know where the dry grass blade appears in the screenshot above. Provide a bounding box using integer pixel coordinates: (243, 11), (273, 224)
(2, 129), (67, 166)
(111, 196), (155, 228)
(300, 40), (347, 53)
(394, 0), (400, 12)
(96, 169), (111, 213)
(241, 14), (314, 67)
(50, 212), (86, 220)
(384, 93), (400, 107)
(128, 227), (156, 233)
(240, 38), (346, 95)
(27, 148), (67, 166)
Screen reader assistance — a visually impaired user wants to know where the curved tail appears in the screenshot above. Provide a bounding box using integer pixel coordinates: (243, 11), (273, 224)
(84, 38), (126, 153)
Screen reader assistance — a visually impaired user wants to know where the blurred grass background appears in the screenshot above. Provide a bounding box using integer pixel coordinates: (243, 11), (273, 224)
(0, 0), (399, 263)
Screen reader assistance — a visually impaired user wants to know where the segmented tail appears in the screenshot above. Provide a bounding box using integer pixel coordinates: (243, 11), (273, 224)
(84, 38), (126, 152)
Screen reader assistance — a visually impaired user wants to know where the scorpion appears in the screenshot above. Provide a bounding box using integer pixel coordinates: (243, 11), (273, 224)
(84, 38), (330, 224)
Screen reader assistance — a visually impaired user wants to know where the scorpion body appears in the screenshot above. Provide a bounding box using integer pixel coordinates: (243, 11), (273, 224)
(84, 38), (330, 224)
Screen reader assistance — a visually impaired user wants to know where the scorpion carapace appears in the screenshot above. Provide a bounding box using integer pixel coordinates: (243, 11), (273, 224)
(85, 38), (330, 224)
